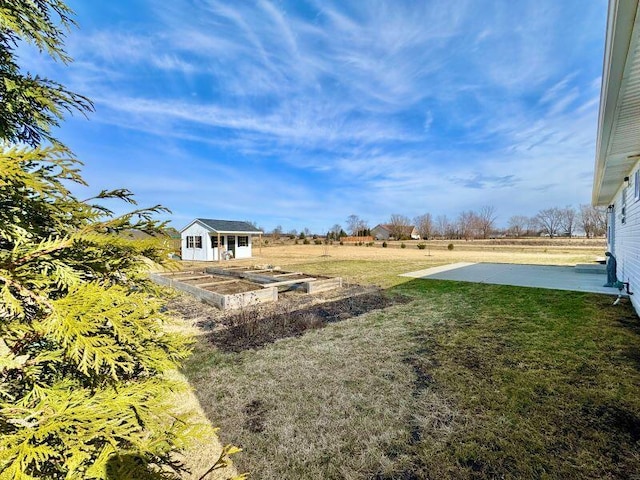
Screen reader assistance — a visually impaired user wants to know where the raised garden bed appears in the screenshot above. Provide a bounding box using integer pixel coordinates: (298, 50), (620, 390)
(150, 266), (342, 310)
(150, 271), (277, 310)
(204, 266), (342, 293)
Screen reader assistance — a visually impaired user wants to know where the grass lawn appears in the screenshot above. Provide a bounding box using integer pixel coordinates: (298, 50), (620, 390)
(185, 239), (606, 289)
(180, 241), (640, 479)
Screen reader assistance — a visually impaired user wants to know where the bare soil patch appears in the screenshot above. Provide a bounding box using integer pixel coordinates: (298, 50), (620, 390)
(243, 399), (268, 434)
(169, 286), (411, 352)
(155, 270), (265, 295)
(202, 279), (260, 294)
(211, 291), (410, 352)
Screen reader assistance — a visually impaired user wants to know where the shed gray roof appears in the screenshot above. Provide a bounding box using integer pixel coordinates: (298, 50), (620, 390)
(185, 218), (262, 234)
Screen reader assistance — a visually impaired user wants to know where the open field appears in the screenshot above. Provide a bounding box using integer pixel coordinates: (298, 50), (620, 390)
(184, 238), (607, 288)
(177, 238), (640, 479)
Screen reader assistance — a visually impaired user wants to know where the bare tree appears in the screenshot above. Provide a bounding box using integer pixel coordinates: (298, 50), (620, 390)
(329, 224), (343, 239)
(594, 206), (608, 236)
(357, 219), (370, 236)
(346, 214), (361, 236)
(436, 214), (454, 239)
(414, 213), (434, 240)
(579, 205), (595, 238)
(526, 216), (541, 236)
(535, 207), (564, 237)
(507, 215), (529, 237)
(579, 204), (608, 238)
(388, 213), (411, 239)
(271, 225), (283, 240)
(560, 206), (577, 237)
(457, 210), (476, 240)
(346, 215), (369, 237)
(475, 205), (497, 239)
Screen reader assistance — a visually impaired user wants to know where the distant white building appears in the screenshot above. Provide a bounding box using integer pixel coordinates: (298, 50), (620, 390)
(592, 0), (640, 314)
(180, 219), (262, 261)
(371, 224), (420, 240)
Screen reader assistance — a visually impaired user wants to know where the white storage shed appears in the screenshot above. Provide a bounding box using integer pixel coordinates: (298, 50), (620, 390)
(180, 219), (262, 261)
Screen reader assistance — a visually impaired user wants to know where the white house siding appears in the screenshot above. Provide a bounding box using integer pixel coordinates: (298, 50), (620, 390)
(181, 223), (213, 261)
(610, 159), (640, 313)
(371, 226), (390, 240)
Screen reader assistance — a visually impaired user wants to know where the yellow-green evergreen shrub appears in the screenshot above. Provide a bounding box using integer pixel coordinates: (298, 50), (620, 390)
(0, 2), (242, 478)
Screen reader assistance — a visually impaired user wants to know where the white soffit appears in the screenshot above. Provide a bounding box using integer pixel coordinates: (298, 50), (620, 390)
(593, 0), (640, 205)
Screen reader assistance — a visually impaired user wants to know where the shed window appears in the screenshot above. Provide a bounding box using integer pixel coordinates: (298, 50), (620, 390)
(211, 236), (225, 247)
(194, 236), (202, 248)
(238, 236), (249, 247)
(186, 236), (194, 248)
(635, 169), (640, 201)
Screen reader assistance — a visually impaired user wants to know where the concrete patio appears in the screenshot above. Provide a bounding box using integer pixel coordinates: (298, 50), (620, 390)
(401, 262), (626, 296)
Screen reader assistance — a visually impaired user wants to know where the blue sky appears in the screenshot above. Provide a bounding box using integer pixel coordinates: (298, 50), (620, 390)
(25, 0), (607, 233)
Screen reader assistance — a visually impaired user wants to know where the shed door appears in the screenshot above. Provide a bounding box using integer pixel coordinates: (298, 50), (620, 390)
(228, 236), (236, 257)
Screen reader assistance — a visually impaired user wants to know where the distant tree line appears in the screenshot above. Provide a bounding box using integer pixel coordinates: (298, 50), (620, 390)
(506, 205), (607, 239)
(265, 204), (608, 241)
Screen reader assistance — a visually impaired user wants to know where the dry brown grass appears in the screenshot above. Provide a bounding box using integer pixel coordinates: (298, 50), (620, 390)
(165, 370), (238, 480)
(184, 301), (430, 479)
(180, 278), (640, 479)
(252, 239), (605, 265)
(183, 238), (606, 288)
(163, 309), (239, 480)
(175, 237), (640, 479)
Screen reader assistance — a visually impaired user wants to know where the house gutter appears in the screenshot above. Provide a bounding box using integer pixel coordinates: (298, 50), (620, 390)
(593, 0), (639, 205)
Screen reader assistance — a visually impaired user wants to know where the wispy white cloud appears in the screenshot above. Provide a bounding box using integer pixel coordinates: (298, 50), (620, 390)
(42, 0), (608, 230)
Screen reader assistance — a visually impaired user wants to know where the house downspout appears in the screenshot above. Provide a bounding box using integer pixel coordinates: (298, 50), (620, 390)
(613, 282), (634, 305)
